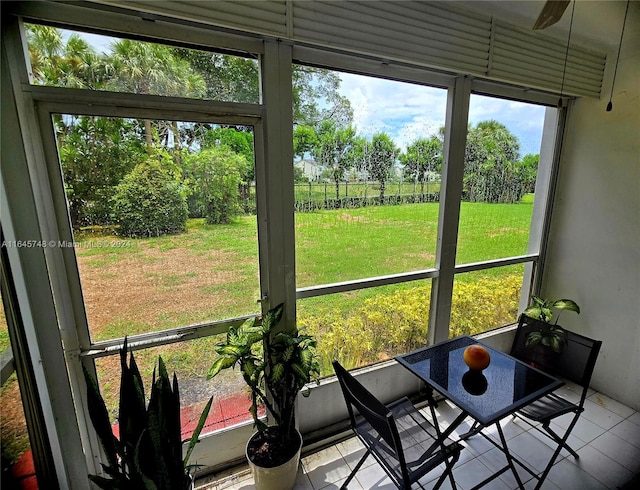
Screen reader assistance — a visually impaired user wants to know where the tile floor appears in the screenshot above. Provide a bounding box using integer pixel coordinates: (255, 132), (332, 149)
(197, 384), (640, 490)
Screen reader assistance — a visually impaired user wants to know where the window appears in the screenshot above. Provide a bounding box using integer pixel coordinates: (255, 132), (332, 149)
(449, 93), (553, 337)
(293, 67), (447, 373)
(25, 24), (259, 103)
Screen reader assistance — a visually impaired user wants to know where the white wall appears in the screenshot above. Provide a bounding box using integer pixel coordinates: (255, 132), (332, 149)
(542, 5), (640, 410)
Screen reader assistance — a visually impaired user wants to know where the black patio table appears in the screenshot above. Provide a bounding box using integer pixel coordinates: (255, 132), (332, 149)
(396, 335), (563, 490)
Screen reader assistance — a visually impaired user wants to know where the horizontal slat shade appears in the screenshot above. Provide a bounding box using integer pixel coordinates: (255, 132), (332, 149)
(91, 0), (607, 97)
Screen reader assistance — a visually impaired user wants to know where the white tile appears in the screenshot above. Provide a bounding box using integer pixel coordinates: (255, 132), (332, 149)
(553, 412), (606, 443)
(419, 473), (456, 490)
(318, 475), (364, 490)
(588, 393), (636, 419)
(628, 411), (640, 426)
(451, 458), (495, 490)
(335, 438), (374, 471)
(570, 445), (635, 489)
(507, 431), (558, 474)
(522, 475), (562, 489)
(482, 418), (527, 443)
(589, 431), (640, 473)
(353, 462), (395, 489)
(294, 468), (314, 490)
(546, 458), (607, 489)
(581, 399), (625, 431)
(459, 430), (495, 457)
(609, 418), (640, 448)
(302, 446), (344, 472)
(475, 447), (535, 490)
(302, 446), (352, 489)
(527, 421), (586, 458)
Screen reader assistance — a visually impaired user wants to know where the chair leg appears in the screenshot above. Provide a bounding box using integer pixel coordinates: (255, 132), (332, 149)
(533, 416), (581, 490)
(542, 422), (579, 459)
(340, 449), (370, 490)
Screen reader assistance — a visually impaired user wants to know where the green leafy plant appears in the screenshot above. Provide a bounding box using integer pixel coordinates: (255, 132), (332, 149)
(113, 155), (188, 238)
(523, 296), (581, 353)
(84, 338), (213, 489)
(207, 303), (320, 467)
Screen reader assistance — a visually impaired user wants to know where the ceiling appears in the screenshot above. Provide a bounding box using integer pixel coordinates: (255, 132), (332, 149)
(457, 0), (635, 52)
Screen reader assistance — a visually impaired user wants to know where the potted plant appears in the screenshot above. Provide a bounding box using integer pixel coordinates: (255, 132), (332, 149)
(83, 338), (213, 489)
(523, 296), (581, 353)
(207, 303), (320, 490)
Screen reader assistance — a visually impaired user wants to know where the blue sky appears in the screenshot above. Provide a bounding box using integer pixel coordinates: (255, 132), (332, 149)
(338, 72), (546, 157)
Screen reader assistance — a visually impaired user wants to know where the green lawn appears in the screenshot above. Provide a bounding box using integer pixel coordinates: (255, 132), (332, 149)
(71, 200), (533, 342)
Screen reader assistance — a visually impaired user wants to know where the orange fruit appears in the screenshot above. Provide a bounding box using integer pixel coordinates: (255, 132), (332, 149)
(463, 345), (491, 371)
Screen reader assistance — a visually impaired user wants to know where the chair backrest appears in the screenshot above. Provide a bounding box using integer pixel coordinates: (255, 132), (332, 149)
(511, 315), (602, 400)
(332, 361), (400, 447)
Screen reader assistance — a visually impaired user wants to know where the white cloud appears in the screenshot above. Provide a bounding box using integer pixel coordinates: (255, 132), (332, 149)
(337, 72), (547, 156)
(338, 73), (447, 149)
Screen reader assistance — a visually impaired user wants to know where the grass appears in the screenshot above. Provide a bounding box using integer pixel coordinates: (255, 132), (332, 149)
(70, 201), (533, 342)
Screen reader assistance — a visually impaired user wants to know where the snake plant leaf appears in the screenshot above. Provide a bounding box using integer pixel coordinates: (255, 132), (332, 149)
(184, 395), (213, 468)
(83, 364), (119, 471)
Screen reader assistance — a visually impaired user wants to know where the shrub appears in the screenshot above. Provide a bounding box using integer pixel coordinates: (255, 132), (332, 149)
(113, 156), (188, 238)
(183, 147), (245, 224)
(302, 275), (522, 375)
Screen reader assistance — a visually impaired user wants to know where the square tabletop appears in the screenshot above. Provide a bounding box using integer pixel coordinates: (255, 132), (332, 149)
(396, 336), (563, 426)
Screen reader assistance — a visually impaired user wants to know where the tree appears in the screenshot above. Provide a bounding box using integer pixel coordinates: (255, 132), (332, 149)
(519, 153), (539, 194)
(183, 147), (245, 224)
(312, 121), (355, 199)
(201, 127), (255, 182)
(366, 133), (400, 203)
(57, 116), (146, 227)
(293, 125), (318, 162)
(464, 120), (523, 203)
(113, 155), (188, 237)
(105, 39), (206, 151)
(400, 137), (443, 195)
(172, 48), (260, 103)
(292, 65), (353, 128)
(26, 24), (105, 89)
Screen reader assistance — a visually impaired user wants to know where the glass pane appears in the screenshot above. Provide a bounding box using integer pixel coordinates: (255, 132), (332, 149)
(298, 280), (432, 375)
(457, 95), (548, 264)
(52, 115), (260, 341)
(294, 68), (446, 286)
(24, 24), (259, 103)
(94, 335), (259, 438)
(449, 264), (525, 338)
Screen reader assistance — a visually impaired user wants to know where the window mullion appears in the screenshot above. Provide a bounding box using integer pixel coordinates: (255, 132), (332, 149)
(258, 40), (296, 326)
(429, 76), (471, 345)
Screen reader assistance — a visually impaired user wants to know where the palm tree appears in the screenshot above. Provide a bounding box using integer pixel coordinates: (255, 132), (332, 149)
(26, 25), (103, 88)
(105, 39), (206, 152)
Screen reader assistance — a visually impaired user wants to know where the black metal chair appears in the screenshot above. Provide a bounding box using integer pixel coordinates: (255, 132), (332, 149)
(332, 360), (461, 490)
(509, 314), (602, 487)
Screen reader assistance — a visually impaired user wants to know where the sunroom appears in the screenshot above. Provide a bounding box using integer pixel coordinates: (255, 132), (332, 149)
(1, 1), (638, 489)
